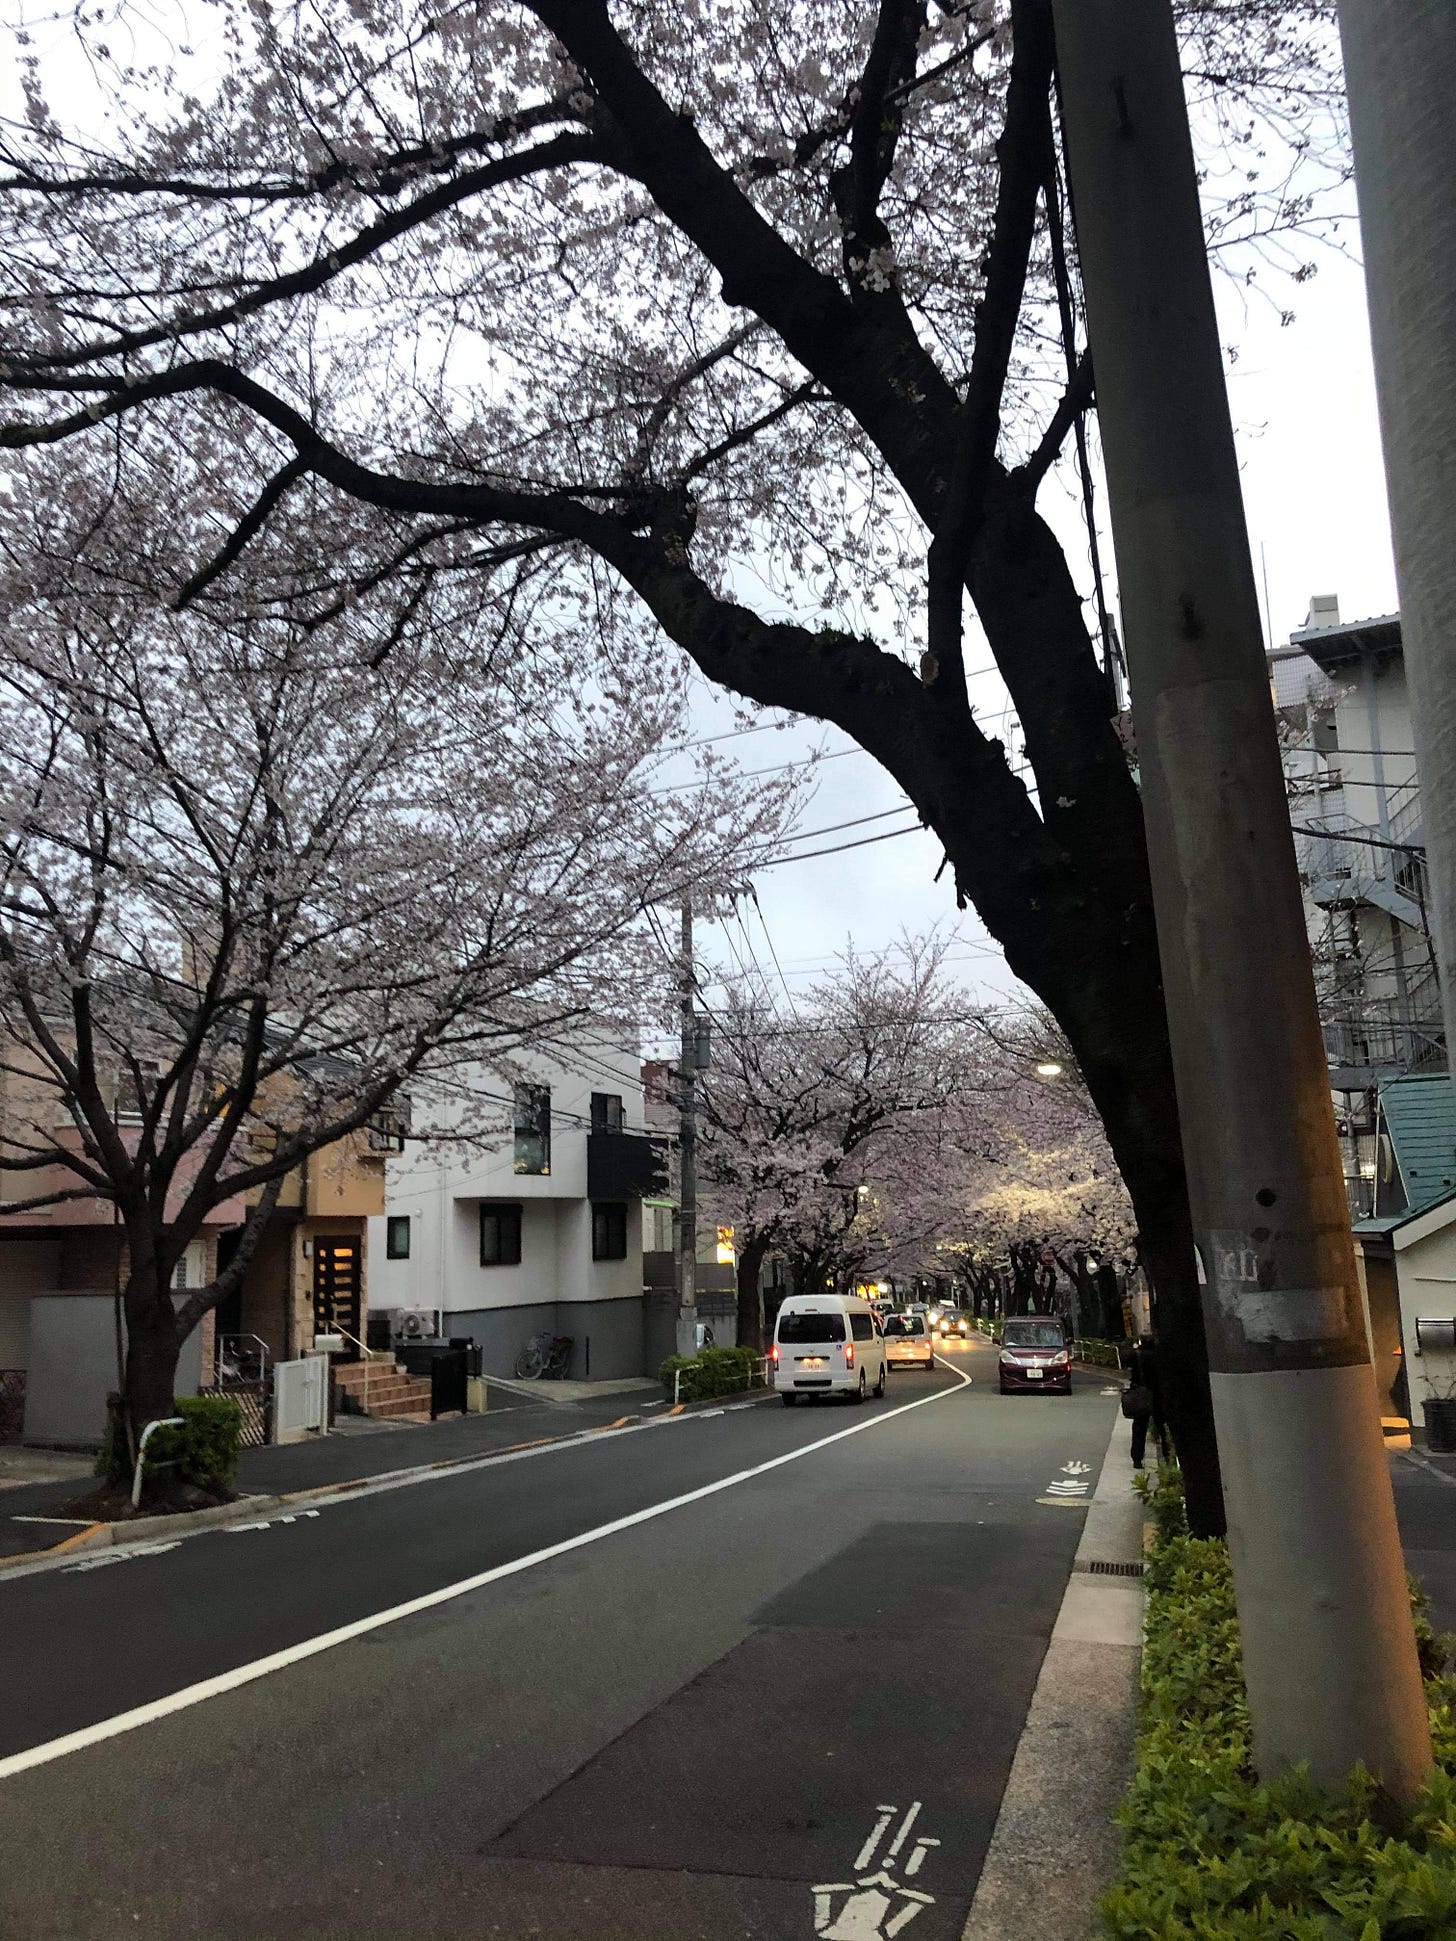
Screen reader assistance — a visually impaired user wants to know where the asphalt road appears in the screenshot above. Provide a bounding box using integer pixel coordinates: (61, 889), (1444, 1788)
(0, 1338), (1122, 1939)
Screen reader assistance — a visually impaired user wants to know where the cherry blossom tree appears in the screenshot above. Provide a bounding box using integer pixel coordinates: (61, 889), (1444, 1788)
(0, 472), (790, 1442)
(0, 0), (1347, 1520)
(696, 939), (982, 1347)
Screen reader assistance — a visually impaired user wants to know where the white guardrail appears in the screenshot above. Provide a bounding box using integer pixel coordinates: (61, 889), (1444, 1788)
(673, 1356), (770, 1406)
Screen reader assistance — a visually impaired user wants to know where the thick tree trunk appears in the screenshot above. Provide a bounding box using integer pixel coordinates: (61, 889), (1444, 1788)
(121, 1268), (183, 1447)
(735, 1230), (771, 1354)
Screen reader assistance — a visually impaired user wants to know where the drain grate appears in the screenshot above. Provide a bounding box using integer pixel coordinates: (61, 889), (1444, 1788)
(1073, 1558), (1145, 1577)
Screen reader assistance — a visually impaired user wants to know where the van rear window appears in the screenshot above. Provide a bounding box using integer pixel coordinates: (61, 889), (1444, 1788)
(778, 1311), (847, 1344)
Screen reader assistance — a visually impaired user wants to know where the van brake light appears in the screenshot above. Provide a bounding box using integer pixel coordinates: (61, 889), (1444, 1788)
(769, 1344), (779, 1363)
(844, 1339), (854, 1366)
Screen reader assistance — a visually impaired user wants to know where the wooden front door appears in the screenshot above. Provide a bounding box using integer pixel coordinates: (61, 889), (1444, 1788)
(312, 1238), (361, 1359)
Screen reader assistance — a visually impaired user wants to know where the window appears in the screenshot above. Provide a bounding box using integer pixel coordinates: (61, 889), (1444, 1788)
(513, 1083), (551, 1175)
(114, 1059), (160, 1124)
(590, 1092), (624, 1133)
(850, 1311), (874, 1342)
(1002, 1320), (1065, 1349)
(592, 1202), (628, 1261)
(480, 1203), (523, 1266)
(777, 1310), (847, 1344)
(386, 1215), (411, 1260)
(368, 1107), (408, 1153)
(171, 1240), (206, 1291)
(643, 1203), (674, 1253)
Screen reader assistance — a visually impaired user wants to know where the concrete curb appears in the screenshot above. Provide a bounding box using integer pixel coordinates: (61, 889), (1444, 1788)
(961, 1410), (1144, 1941)
(0, 1386), (777, 1576)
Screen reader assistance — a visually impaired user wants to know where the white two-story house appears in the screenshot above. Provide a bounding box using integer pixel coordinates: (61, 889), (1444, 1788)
(366, 1038), (666, 1382)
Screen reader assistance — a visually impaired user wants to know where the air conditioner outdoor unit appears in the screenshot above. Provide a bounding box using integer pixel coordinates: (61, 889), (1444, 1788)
(394, 1308), (439, 1341)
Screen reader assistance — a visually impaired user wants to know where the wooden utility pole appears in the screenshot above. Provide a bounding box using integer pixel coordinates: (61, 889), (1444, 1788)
(1050, 0), (1432, 1795)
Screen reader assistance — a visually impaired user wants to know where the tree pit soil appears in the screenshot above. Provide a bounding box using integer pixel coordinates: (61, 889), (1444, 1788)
(50, 1479), (238, 1523)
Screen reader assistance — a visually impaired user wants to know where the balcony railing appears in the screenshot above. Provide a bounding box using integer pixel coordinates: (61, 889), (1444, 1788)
(586, 1129), (670, 1201)
(1322, 1014), (1446, 1079)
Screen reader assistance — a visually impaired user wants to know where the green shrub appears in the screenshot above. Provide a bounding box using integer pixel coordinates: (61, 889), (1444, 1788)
(1103, 1471), (1456, 1939)
(1077, 1337), (1130, 1368)
(659, 1345), (760, 1403)
(141, 1394), (244, 1495)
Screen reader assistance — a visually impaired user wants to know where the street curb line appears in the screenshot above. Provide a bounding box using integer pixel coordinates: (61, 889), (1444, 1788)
(962, 1406), (1143, 1941)
(0, 1358), (976, 1780)
(0, 1388), (779, 1577)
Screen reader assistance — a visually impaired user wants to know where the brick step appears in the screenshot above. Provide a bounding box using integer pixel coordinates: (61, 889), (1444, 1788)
(341, 1375), (430, 1404)
(367, 1397), (434, 1420)
(332, 1360), (406, 1388)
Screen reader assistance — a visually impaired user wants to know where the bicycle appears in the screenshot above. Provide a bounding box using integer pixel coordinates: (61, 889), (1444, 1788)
(515, 1332), (574, 1379)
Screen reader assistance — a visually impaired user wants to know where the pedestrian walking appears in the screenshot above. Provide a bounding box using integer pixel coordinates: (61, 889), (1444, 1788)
(1125, 1333), (1165, 1470)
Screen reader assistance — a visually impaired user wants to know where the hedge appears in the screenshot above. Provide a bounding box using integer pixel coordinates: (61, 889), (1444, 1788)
(1102, 1463), (1456, 1939)
(98, 1393), (244, 1497)
(659, 1345), (761, 1403)
(1076, 1337), (1130, 1369)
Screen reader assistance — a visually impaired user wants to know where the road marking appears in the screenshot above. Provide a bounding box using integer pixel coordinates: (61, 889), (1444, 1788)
(227, 1510), (322, 1533)
(63, 1541), (182, 1573)
(815, 1803), (937, 1936)
(0, 1363), (972, 1780)
(1060, 1460), (1092, 1476)
(9, 1516), (96, 1526)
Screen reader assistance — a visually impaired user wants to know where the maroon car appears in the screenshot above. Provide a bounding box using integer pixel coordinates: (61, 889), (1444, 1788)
(997, 1317), (1072, 1394)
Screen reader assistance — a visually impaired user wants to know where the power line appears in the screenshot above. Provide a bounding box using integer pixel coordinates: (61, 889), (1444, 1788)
(757, 822), (926, 868)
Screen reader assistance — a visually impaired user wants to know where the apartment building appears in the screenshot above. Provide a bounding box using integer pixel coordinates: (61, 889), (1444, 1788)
(1272, 597), (1442, 1218)
(368, 1041), (666, 1381)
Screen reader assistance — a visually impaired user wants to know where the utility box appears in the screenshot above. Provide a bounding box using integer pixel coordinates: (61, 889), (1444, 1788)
(466, 1375), (488, 1414)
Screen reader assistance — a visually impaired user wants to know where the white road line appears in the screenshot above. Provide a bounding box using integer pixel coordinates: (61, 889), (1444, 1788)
(0, 1361), (973, 1782)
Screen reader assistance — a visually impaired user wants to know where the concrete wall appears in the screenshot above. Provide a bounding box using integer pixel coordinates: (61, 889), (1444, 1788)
(24, 1295), (203, 1448)
(448, 1294), (644, 1382)
(1393, 1214), (1456, 1418)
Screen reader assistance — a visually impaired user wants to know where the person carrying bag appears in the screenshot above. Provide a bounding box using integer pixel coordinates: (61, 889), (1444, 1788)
(1122, 1333), (1165, 1469)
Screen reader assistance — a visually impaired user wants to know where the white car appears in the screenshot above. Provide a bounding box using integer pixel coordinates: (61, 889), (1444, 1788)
(771, 1294), (888, 1405)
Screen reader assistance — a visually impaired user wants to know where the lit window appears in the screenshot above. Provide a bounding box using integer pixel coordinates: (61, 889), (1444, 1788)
(513, 1084), (551, 1175)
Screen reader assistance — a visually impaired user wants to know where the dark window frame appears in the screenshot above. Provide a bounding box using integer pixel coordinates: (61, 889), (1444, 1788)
(591, 1201), (628, 1262)
(590, 1091), (625, 1134)
(480, 1202), (524, 1267)
(385, 1215), (411, 1260)
(512, 1082), (551, 1176)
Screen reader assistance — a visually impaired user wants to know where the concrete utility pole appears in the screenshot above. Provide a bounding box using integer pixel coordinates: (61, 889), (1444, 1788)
(1336, 0), (1456, 1054)
(1050, 0), (1432, 1796)
(675, 897), (700, 1359)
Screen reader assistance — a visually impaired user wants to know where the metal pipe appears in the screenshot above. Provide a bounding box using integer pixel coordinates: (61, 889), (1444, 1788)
(131, 1416), (184, 1511)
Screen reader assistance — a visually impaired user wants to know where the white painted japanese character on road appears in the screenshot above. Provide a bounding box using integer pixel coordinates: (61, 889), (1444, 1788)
(812, 1802), (938, 1938)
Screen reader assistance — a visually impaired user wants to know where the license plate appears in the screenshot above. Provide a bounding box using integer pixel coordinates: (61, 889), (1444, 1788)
(801, 1357), (826, 1368)
(1026, 1368), (1043, 1380)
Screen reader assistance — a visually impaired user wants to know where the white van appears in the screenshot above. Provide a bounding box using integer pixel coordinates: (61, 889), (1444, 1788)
(771, 1294), (887, 1405)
